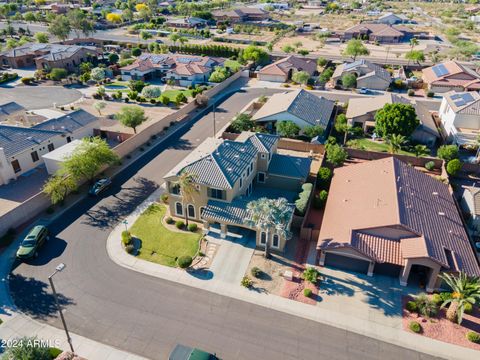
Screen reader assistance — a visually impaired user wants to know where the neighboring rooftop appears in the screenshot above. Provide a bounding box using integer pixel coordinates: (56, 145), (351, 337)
(333, 59), (391, 83)
(346, 93), (410, 119)
(41, 139), (82, 162)
(252, 89), (334, 128)
(317, 157), (480, 277)
(443, 91), (480, 115)
(0, 43), (98, 61)
(259, 55), (317, 77)
(268, 153), (311, 179)
(422, 61), (480, 90)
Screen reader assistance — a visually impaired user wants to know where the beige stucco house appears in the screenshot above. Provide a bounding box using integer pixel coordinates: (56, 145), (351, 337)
(258, 55), (318, 83)
(317, 157), (480, 292)
(164, 132), (312, 251)
(422, 61), (480, 93)
(461, 186), (480, 233)
(331, 60), (392, 90)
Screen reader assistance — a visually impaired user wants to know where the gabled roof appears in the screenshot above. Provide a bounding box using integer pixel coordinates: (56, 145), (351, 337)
(346, 93), (408, 118)
(259, 55), (317, 76)
(0, 43), (98, 60)
(343, 23), (410, 37)
(422, 61), (480, 89)
(0, 126), (61, 157)
(333, 59), (391, 83)
(464, 186), (480, 216)
(318, 158), (480, 276)
(252, 89), (334, 128)
(443, 91), (480, 115)
(0, 101), (25, 117)
(33, 109), (97, 133)
(164, 133), (279, 189)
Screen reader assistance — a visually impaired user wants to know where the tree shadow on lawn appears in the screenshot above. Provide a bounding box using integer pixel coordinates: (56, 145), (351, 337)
(8, 273), (75, 321)
(319, 272), (401, 318)
(81, 176), (157, 229)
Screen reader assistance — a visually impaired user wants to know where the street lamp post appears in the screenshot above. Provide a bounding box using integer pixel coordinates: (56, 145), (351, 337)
(122, 219), (128, 232)
(48, 263), (74, 354)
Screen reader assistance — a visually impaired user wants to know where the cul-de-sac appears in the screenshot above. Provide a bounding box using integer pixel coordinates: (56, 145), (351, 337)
(1, 1), (480, 359)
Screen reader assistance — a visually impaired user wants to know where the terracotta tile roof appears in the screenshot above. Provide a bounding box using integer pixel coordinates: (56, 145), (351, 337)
(352, 231), (403, 265)
(343, 23), (410, 37)
(422, 61), (480, 90)
(317, 157), (480, 276)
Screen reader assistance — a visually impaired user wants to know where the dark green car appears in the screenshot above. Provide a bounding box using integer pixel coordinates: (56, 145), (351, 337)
(16, 225), (49, 260)
(169, 345), (219, 360)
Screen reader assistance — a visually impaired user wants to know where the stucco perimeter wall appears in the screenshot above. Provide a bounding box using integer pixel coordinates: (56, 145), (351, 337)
(345, 148), (443, 169)
(0, 71), (246, 238)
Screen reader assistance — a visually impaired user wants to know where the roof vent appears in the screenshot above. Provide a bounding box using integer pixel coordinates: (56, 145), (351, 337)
(432, 192), (438, 196)
(438, 212), (445, 216)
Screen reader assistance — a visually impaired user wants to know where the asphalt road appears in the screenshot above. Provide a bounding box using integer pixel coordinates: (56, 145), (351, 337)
(8, 80), (442, 360)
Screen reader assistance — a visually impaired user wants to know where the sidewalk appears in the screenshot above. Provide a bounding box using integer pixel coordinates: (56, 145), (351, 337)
(107, 187), (479, 360)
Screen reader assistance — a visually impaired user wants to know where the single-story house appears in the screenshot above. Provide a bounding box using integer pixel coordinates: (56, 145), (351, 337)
(422, 61), (480, 93)
(164, 132), (311, 251)
(317, 157), (480, 292)
(438, 91), (480, 146)
(212, 7), (269, 23)
(331, 59), (391, 90)
(166, 17), (208, 29)
(0, 109), (98, 185)
(120, 53), (225, 87)
(374, 12), (409, 25)
(346, 93), (439, 146)
(258, 55), (318, 83)
(0, 43), (101, 71)
(252, 89), (334, 136)
(342, 23), (415, 43)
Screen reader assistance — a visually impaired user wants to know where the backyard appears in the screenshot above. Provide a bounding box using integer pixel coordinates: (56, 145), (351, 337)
(347, 137), (417, 156)
(129, 203), (201, 267)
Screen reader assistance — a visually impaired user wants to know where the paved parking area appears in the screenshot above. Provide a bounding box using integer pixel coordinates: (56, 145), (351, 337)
(0, 86), (82, 110)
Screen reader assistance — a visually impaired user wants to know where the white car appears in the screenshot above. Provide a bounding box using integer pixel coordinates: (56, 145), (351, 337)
(359, 87), (370, 94)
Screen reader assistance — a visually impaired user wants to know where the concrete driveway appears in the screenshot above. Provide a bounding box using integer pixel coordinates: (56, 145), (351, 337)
(0, 86), (82, 110)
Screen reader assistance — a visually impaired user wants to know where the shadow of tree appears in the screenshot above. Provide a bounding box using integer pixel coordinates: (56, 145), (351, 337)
(81, 177), (158, 229)
(8, 273), (75, 321)
(187, 268), (214, 280)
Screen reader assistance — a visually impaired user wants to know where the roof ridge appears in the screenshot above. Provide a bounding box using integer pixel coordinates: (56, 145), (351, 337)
(211, 148), (234, 189)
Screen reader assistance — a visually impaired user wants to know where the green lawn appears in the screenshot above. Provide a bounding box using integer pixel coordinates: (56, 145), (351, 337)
(224, 59), (242, 71)
(159, 89), (194, 102)
(129, 203), (200, 267)
(347, 138), (416, 156)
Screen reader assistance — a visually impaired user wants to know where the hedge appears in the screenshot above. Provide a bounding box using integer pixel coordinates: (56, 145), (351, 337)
(295, 183), (313, 216)
(177, 255), (193, 268)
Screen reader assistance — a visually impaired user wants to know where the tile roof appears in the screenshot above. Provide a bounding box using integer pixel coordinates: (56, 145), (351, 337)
(268, 153), (311, 179)
(164, 133), (279, 189)
(202, 188), (296, 226)
(333, 60), (391, 83)
(0, 43), (99, 61)
(422, 61), (480, 89)
(343, 23), (409, 37)
(33, 109), (97, 133)
(0, 101), (25, 118)
(317, 157), (480, 276)
(252, 89), (334, 128)
(259, 55), (317, 76)
(464, 187), (480, 216)
(443, 91), (480, 115)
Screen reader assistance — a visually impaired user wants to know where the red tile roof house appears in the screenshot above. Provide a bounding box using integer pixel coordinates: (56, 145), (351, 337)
(120, 53), (225, 87)
(342, 23), (415, 43)
(422, 61), (480, 93)
(212, 7), (269, 24)
(317, 158), (480, 292)
(257, 55), (318, 83)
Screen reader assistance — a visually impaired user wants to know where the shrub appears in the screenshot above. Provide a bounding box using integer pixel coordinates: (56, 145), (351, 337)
(464, 302), (473, 314)
(21, 77), (34, 85)
(317, 167), (332, 190)
(409, 321), (422, 333)
(303, 288), (312, 297)
(426, 90), (434, 98)
(425, 161), (435, 171)
(121, 230), (132, 246)
(466, 331), (480, 343)
(437, 145), (459, 162)
(49, 347), (63, 358)
(251, 266), (261, 278)
(302, 267), (319, 284)
(125, 244), (135, 254)
(440, 292), (452, 302)
(446, 159), (462, 176)
(414, 293), (438, 318)
(295, 183), (313, 216)
(161, 194), (169, 203)
(165, 217), (174, 224)
(177, 255), (193, 268)
(431, 293), (443, 306)
(406, 301), (418, 312)
(49, 68), (68, 81)
(241, 275), (253, 288)
(175, 220), (185, 229)
(188, 223), (198, 232)
(407, 89), (415, 96)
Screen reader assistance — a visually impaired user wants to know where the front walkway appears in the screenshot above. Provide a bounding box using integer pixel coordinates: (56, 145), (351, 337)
(106, 185), (479, 360)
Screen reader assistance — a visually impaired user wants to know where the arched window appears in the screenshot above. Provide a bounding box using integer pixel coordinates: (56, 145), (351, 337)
(175, 202), (183, 216)
(272, 234), (279, 248)
(188, 204), (195, 218)
(260, 232), (266, 245)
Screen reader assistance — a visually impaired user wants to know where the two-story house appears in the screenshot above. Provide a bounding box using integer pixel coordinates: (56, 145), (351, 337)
(163, 132), (312, 251)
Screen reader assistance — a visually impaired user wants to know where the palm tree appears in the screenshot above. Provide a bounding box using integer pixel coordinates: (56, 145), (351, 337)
(439, 272), (480, 324)
(245, 197), (292, 259)
(386, 134), (406, 154)
(410, 37), (419, 50)
(173, 171), (198, 226)
(413, 144), (429, 157)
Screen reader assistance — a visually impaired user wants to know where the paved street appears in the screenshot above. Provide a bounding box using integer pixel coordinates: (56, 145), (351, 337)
(6, 80), (442, 360)
(0, 86), (83, 110)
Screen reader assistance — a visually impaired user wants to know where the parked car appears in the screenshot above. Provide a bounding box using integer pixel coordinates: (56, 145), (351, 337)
(169, 345), (218, 360)
(359, 87), (370, 94)
(89, 178), (112, 196)
(16, 225), (49, 260)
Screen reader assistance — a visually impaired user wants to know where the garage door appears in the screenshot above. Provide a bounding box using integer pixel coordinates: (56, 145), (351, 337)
(375, 262), (402, 277)
(324, 253), (369, 274)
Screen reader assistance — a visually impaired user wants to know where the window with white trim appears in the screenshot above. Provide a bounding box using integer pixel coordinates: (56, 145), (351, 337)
(272, 234), (279, 248)
(260, 232), (266, 245)
(175, 202), (183, 216)
(187, 204), (195, 218)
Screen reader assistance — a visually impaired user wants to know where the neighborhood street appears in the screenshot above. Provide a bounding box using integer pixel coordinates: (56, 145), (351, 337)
(6, 80), (442, 360)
